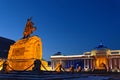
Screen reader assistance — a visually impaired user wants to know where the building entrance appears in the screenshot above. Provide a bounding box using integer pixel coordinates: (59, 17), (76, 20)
(95, 57), (107, 70)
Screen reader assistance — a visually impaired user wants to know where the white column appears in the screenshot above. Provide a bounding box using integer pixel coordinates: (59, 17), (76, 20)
(114, 59), (116, 66)
(110, 59), (112, 69)
(84, 59), (86, 69)
(51, 60), (53, 70)
(52, 61), (55, 70)
(109, 59), (110, 69)
(87, 59), (89, 68)
(60, 59), (62, 64)
(90, 59), (92, 69)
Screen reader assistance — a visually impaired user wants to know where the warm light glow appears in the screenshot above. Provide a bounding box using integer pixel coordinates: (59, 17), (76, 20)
(0, 59), (4, 71)
(95, 57), (107, 69)
(7, 36), (43, 71)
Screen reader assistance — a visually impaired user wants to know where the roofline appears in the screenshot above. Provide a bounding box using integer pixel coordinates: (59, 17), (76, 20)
(51, 55), (93, 59)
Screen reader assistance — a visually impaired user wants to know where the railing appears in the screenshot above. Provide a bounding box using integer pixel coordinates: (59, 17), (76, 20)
(0, 59), (48, 73)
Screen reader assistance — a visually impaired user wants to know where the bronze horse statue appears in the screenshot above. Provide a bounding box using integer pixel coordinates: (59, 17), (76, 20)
(23, 18), (36, 38)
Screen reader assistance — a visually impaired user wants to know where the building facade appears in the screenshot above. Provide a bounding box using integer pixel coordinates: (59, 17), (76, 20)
(51, 44), (120, 71)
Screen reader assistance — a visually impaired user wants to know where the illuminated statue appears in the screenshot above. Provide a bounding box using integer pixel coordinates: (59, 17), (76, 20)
(23, 18), (36, 38)
(55, 63), (62, 72)
(69, 65), (74, 72)
(7, 18), (51, 71)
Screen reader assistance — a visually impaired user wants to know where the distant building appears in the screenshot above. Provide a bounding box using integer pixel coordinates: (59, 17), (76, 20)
(51, 43), (120, 72)
(0, 37), (15, 59)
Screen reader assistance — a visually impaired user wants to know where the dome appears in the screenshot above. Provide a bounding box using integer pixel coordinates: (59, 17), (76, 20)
(91, 42), (111, 56)
(93, 42), (110, 50)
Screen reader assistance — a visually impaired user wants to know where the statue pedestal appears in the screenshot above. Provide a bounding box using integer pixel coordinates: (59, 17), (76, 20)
(7, 36), (42, 71)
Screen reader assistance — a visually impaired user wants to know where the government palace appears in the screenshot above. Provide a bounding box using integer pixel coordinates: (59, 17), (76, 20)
(51, 43), (120, 72)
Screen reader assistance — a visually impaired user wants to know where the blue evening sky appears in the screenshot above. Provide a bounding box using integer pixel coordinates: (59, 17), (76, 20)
(0, 0), (120, 60)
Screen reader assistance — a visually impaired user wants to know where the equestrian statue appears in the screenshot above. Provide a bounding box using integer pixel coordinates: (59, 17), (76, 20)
(23, 18), (36, 38)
